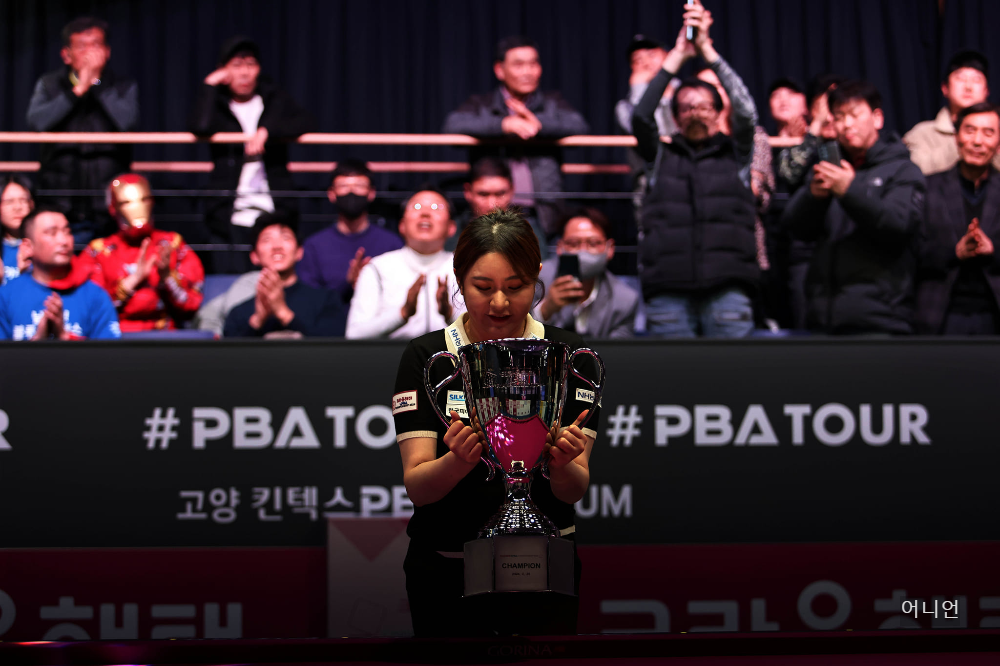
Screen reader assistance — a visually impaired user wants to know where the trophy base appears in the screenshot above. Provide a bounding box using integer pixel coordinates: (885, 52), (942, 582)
(463, 535), (576, 596)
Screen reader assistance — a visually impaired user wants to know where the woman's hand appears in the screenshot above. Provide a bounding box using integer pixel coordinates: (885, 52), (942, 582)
(546, 410), (589, 469)
(443, 410), (483, 464)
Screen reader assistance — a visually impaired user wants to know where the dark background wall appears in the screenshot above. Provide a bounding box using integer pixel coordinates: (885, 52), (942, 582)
(0, 0), (985, 243)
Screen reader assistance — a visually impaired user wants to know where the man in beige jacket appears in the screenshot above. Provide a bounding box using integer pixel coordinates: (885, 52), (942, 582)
(904, 50), (1000, 175)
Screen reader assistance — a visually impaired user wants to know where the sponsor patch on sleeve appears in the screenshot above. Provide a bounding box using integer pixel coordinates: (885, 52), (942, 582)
(392, 390), (418, 415)
(576, 388), (595, 404)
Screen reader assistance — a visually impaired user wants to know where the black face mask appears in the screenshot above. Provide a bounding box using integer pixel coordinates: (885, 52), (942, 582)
(335, 193), (369, 220)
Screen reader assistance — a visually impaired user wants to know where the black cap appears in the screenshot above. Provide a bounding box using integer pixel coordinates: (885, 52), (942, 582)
(218, 35), (260, 66)
(945, 49), (989, 81)
(768, 77), (804, 97)
(628, 34), (665, 56)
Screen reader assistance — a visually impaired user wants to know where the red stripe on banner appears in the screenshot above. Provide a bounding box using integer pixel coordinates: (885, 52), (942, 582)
(0, 541), (997, 640)
(577, 542), (1000, 634)
(0, 548), (327, 640)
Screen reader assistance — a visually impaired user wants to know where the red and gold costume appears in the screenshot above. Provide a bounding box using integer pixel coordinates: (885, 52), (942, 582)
(79, 174), (204, 331)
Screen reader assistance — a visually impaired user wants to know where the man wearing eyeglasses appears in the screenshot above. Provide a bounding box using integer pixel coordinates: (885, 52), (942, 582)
(534, 207), (638, 338)
(632, 2), (760, 337)
(345, 188), (465, 339)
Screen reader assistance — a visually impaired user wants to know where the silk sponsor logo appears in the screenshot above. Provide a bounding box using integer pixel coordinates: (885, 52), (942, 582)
(576, 388), (595, 404)
(446, 391), (468, 419)
(391, 391), (418, 415)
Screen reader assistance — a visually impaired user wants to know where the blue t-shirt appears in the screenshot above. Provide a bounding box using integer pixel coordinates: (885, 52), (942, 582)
(0, 274), (121, 341)
(2, 238), (21, 285)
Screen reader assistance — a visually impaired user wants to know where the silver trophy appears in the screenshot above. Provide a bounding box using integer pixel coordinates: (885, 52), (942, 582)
(425, 339), (604, 596)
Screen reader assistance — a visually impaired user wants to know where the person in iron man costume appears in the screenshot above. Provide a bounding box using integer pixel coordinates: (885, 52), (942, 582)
(79, 174), (205, 331)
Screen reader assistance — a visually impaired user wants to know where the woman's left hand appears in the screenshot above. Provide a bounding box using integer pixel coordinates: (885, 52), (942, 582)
(546, 410), (589, 469)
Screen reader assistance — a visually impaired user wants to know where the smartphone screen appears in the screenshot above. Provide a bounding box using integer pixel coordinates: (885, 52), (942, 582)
(557, 254), (581, 279)
(819, 141), (843, 165)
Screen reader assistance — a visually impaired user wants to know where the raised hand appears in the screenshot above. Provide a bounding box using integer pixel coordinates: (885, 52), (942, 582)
(33, 293), (68, 340)
(16, 240), (31, 273)
(546, 410), (590, 469)
(249, 270), (274, 329)
(501, 115), (541, 140)
(538, 274), (586, 320)
(346, 247), (371, 288)
(436, 276), (453, 321)
(154, 244), (172, 282)
(443, 410), (483, 464)
(400, 274), (426, 320)
(971, 218), (994, 257)
(244, 127), (268, 157)
(204, 67), (233, 87)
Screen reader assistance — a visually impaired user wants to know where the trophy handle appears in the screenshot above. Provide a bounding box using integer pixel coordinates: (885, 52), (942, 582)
(424, 351), (462, 428)
(568, 347), (606, 430)
(423, 350), (497, 481)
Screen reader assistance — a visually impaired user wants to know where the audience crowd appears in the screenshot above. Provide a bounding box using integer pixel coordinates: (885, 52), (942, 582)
(2, 14), (999, 340)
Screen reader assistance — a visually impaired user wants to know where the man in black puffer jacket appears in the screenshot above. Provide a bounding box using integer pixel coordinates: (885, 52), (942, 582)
(26, 17), (139, 245)
(188, 36), (315, 273)
(633, 5), (759, 338)
(784, 80), (926, 335)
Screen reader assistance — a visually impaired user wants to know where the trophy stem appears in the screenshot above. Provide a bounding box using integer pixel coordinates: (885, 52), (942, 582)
(479, 463), (558, 538)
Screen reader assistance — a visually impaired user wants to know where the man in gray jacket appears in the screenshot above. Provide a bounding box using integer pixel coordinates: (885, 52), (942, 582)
(443, 35), (589, 238)
(26, 16), (139, 244)
(534, 207), (638, 338)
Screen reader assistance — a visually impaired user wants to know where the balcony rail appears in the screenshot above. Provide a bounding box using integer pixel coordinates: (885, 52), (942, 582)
(0, 132), (803, 174)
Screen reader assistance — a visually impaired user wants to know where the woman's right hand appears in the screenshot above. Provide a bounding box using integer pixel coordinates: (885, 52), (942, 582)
(443, 411), (483, 464)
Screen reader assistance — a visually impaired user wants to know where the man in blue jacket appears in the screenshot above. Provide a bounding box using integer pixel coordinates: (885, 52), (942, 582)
(0, 208), (120, 341)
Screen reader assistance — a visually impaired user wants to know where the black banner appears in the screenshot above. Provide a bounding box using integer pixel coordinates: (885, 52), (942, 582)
(0, 339), (997, 548)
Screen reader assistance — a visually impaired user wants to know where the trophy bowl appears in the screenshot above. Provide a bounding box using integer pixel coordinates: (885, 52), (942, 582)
(425, 338), (605, 596)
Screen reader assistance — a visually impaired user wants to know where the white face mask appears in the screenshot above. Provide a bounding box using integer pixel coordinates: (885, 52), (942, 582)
(577, 250), (608, 280)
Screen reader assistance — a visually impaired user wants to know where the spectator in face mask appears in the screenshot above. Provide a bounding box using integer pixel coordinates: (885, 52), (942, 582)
(534, 207), (638, 338)
(298, 159), (403, 304)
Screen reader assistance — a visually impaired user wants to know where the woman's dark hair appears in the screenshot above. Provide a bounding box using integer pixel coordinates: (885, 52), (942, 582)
(1, 174), (36, 239)
(453, 207), (543, 301)
(2, 174), (35, 202)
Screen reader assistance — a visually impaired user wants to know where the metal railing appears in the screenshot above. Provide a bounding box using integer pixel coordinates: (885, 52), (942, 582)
(0, 131), (802, 174)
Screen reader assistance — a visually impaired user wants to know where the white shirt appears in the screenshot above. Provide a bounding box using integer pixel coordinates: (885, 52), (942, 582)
(571, 275), (602, 335)
(228, 95), (274, 227)
(346, 246), (466, 339)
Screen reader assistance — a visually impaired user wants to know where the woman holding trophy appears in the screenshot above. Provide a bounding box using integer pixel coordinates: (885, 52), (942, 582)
(392, 207), (603, 636)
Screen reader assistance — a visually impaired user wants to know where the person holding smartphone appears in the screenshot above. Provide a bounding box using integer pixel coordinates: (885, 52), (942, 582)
(534, 207), (638, 338)
(632, 0), (760, 337)
(783, 80), (926, 335)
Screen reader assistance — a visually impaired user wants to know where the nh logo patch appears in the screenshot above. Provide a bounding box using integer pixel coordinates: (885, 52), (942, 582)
(392, 391), (418, 414)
